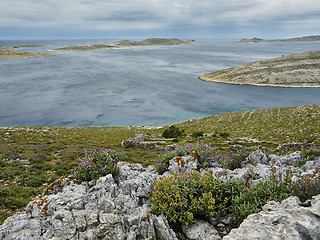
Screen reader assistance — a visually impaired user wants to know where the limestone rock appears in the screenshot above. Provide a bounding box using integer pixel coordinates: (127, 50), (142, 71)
(0, 162), (161, 240)
(182, 220), (221, 240)
(223, 194), (320, 240)
(168, 154), (198, 174)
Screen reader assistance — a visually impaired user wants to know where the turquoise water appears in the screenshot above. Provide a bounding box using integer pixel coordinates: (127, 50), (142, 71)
(0, 39), (320, 126)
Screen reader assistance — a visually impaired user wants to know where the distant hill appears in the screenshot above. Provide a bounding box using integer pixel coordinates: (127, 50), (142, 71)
(199, 50), (320, 87)
(114, 38), (195, 46)
(234, 35), (320, 43)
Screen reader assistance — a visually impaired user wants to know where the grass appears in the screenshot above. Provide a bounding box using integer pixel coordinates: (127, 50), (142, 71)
(0, 104), (320, 225)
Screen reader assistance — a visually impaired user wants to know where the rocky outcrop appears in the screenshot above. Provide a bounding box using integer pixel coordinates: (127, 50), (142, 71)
(277, 142), (315, 152)
(223, 194), (320, 240)
(121, 134), (166, 149)
(1, 150), (320, 240)
(0, 162), (173, 240)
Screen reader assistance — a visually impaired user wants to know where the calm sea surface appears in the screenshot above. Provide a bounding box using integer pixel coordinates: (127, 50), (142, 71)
(1, 39), (320, 127)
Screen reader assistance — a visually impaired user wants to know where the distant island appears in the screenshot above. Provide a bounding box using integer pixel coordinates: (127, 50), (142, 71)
(0, 45), (55, 58)
(114, 38), (195, 46)
(50, 44), (123, 51)
(49, 38), (195, 51)
(199, 50), (320, 88)
(234, 35), (320, 43)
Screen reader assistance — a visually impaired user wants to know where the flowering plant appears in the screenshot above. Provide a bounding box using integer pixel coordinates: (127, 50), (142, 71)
(72, 149), (123, 183)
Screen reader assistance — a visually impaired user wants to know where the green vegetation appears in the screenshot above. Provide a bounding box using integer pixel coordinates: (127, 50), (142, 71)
(0, 104), (320, 225)
(148, 142), (320, 236)
(115, 38), (195, 46)
(148, 171), (293, 234)
(162, 126), (185, 139)
(72, 149), (123, 183)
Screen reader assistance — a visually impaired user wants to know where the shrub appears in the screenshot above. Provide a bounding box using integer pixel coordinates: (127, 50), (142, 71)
(31, 153), (49, 163)
(191, 131), (204, 138)
(16, 172), (44, 187)
(156, 142), (224, 173)
(0, 170), (14, 181)
(222, 151), (249, 170)
(72, 149), (123, 183)
(26, 178), (43, 187)
(156, 151), (178, 174)
(302, 145), (320, 161)
(148, 171), (217, 226)
(231, 180), (292, 224)
(291, 167), (320, 202)
(219, 132), (230, 138)
(162, 126), (184, 138)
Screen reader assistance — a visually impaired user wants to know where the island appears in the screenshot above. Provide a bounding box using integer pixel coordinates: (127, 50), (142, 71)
(234, 35), (320, 43)
(49, 44), (123, 51)
(114, 38), (195, 46)
(0, 45), (55, 58)
(199, 50), (320, 87)
(49, 38), (195, 51)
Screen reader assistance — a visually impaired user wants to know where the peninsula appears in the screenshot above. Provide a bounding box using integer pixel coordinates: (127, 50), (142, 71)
(199, 50), (320, 87)
(234, 35), (320, 43)
(114, 38), (195, 46)
(0, 45), (55, 58)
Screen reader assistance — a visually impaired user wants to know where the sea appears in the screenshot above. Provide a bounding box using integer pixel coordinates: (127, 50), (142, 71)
(1, 39), (320, 127)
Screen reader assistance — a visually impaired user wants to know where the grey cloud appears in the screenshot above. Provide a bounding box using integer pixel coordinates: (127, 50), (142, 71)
(0, 0), (319, 38)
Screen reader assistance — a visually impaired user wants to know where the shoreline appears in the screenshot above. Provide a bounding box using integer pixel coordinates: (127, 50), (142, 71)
(198, 75), (320, 88)
(0, 52), (55, 58)
(48, 46), (133, 52)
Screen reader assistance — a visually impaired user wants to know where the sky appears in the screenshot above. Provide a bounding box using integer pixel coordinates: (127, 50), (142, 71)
(0, 0), (319, 40)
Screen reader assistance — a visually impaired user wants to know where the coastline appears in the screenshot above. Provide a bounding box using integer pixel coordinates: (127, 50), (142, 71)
(199, 50), (320, 88)
(48, 46), (133, 52)
(198, 75), (320, 88)
(0, 51), (55, 58)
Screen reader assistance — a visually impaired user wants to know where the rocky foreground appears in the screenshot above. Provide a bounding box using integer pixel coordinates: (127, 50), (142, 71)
(1, 150), (320, 240)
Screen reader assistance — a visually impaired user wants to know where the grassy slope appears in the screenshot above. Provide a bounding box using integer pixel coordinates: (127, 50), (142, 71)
(1, 104), (320, 224)
(177, 104), (320, 143)
(199, 50), (320, 87)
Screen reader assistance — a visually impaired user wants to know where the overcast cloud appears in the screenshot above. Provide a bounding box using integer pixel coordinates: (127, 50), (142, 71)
(1, 0), (319, 39)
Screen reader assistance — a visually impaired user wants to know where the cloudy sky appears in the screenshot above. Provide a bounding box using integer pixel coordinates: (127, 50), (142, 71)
(1, 0), (319, 39)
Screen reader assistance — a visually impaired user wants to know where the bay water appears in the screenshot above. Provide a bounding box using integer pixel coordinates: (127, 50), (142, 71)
(1, 39), (320, 127)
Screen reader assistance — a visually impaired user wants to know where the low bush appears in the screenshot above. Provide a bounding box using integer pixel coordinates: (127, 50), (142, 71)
(191, 131), (204, 138)
(156, 142), (223, 174)
(72, 149), (123, 183)
(16, 172), (44, 187)
(302, 145), (320, 161)
(162, 126), (184, 139)
(222, 151), (249, 170)
(148, 170), (292, 231)
(291, 168), (320, 202)
(30, 153), (49, 163)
